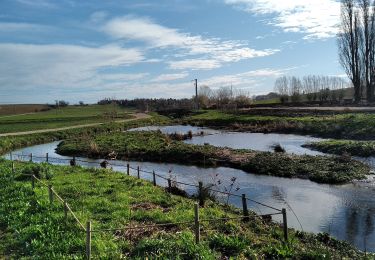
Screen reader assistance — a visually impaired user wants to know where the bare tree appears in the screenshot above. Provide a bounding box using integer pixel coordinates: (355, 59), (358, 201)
(338, 0), (362, 103)
(198, 85), (212, 109)
(360, 0), (373, 101)
(274, 76), (289, 103)
(369, 1), (375, 101)
(289, 76), (302, 102)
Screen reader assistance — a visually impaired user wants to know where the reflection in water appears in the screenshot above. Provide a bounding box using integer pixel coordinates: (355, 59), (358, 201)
(5, 141), (375, 252)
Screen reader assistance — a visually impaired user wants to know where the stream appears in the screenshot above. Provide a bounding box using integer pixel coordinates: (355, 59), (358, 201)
(5, 125), (375, 252)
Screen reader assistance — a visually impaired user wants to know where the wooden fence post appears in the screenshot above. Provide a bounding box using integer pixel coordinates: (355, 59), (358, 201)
(152, 171), (156, 186)
(30, 153), (33, 162)
(127, 164), (130, 175)
(48, 185), (53, 204)
(64, 201), (68, 221)
(46, 153), (49, 163)
(194, 203), (200, 244)
(242, 194), (249, 221)
(31, 175), (35, 190)
(168, 179), (172, 193)
(282, 208), (288, 242)
(198, 182), (204, 207)
(86, 221), (91, 260)
(137, 166), (140, 179)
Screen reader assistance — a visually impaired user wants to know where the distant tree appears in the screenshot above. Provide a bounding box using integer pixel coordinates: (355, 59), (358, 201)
(79, 101), (85, 106)
(289, 76), (302, 102)
(274, 76), (289, 103)
(198, 85), (213, 109)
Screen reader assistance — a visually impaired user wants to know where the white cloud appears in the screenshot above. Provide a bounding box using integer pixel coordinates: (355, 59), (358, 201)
(201, 68), (288, 88)
(100, 73), (149, 81)
(225, 0), (341, 39)
(151, 72), (189, 82)
(168, 59), (221, 70)
(102, 15), (279, 69)
(0, 43), (144, 90)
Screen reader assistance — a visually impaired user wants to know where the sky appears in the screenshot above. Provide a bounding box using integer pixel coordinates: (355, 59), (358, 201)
(0, 0), (344, 104)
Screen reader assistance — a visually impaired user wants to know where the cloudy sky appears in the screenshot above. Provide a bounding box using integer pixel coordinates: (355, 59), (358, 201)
(0, 0), (343, 103)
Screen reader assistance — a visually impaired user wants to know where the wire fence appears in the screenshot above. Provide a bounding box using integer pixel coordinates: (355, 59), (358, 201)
(8, 152), (289, 259)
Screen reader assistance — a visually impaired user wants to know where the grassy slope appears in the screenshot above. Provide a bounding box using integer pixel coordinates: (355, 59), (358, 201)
(56, 131), (370, 184)
(185, 110), (375, 140)
(0, 160), (369, 259)
(0, 104), (134, 134)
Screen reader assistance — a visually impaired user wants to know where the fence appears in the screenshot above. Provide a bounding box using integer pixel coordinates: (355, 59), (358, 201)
(9, 152), (288, 259)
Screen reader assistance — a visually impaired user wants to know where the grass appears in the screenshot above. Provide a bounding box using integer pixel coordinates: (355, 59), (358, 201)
(0, 159), (370, 259)
(0, 112), (171, 156)
(252, 98), (281, 105)
(0, 104), (134, 134)
(305, 140), (375, 157)
(56, 130), (370, 184)
(184, 110), (375, 140)
(0, 104), (50, 116)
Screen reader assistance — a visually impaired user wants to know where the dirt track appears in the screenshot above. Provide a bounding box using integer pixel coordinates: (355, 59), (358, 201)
(0, 113), (150, 137)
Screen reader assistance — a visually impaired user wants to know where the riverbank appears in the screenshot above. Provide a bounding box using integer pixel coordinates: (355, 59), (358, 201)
(304, 140), (375, 157)
(0, 159), (370, 259)
(56, 131), (370, 184)
(183, 110), (375, 140)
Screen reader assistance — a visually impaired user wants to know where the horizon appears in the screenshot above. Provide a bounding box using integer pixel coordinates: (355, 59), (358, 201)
(0, 0), (344, 103)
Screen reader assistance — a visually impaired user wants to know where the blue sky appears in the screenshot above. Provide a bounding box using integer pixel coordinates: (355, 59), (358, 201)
(0, 0), (343, 103)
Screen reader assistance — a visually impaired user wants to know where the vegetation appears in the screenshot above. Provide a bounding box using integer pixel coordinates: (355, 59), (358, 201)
(305, 140), (375, 157)
(56, 130), (370, 184)
(184, 110), (375, 140)
(0, 113), (170, 156)
(0, 104), (50, 116)
(0, 104), (134, 134)
(274, 75), (349, 104)
(0, 159), (371, 259)
(338, 0), (375, 103)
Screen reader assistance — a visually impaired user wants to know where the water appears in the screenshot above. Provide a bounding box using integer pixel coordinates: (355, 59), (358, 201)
(7, 141), (375, 252)
(129, 125), (325, 156)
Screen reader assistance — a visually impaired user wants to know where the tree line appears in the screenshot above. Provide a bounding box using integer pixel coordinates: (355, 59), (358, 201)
(197, 86), (251, 109)
(274, 76), (349, 103)
(338, 0), (375, 103)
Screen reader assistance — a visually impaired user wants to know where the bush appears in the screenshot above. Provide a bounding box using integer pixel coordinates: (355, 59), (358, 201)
(19, 163), (54, 180)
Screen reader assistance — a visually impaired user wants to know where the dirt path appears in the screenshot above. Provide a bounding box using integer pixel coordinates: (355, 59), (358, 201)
(0, 113), (150, 137)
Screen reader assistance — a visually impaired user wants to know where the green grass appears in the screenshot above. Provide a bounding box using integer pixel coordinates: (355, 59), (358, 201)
(305, 140), (375, 157)
(0, 104), (134, 134)
(184, 110), (375, 140)
(56, 130), (370, 184)
(0, 113), (171, 156)
(0, 160), (370, 259)
(253, 98), (281, 105)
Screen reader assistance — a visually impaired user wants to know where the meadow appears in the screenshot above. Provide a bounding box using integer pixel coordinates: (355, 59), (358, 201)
(0, 104), (50, 116)
(0, 104), (134, 134)
(0, 159), (369, 259)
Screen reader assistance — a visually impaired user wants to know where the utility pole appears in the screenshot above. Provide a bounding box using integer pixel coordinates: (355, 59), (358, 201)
(194, 79), (199, 110)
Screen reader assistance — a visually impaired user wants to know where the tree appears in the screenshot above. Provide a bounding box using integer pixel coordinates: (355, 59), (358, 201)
(198, 85), (212, 109)
(338, 0), (362, 103)
(289, 76), (302, 102)
(274, 76), (289, 103)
